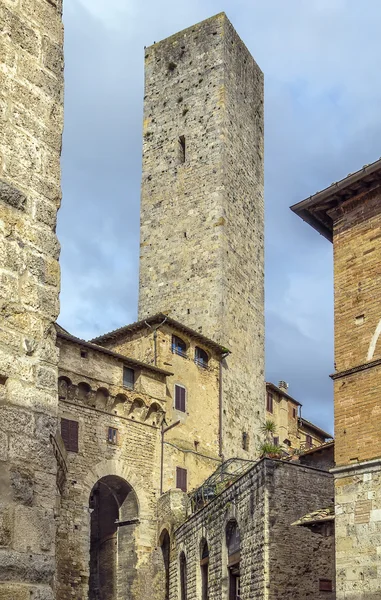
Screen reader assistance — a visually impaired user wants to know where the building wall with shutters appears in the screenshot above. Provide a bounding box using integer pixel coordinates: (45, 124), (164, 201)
(95, 322), (223, 494)
(0, 0), (64, 596)
(56, 336), (169, 600)
(170, 459), (335, 600)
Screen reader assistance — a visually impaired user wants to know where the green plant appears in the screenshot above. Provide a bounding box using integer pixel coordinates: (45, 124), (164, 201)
(258, 442), (283, 458)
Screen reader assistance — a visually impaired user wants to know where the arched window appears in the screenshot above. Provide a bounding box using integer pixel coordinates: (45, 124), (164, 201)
(77, 381), (91, 401)
(179, 551), (187, 600)
(195, 347), (208, 368)
(200, 539), (209, 600)
(226, 520), (240, 600)
(172, 335), (187, 358)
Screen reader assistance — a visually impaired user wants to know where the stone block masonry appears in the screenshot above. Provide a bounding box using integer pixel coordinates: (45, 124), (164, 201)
(0, 0), (64, 596)
(138, 13), (265, 460)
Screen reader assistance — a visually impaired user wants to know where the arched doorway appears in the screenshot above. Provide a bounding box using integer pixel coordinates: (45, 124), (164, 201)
(200, 538), (209, 600)
(226, 520), (240, 600)
(88, 475), (139, 600)
(159, 529), (170, 600)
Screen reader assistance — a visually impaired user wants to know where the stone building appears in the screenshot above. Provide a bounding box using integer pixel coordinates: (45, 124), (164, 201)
(292, 157), (381, 597)
(266, 381), (332, 452)
(0, 0), (64, 598)
(0, 6), (338, 600)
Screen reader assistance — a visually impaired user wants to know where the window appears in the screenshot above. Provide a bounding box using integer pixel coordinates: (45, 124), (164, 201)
(61, 418), (79, 453)
(107, 427), (118, 445)
(179, 551), (187, 600)
(273, 436), (279, 446)
(172, 335), (187, 358)
(175, 384), (186, 412)
(242, 431), (249, 451)
(306, 434), (313, 448)
(319, 579), (333, 592)
(226, 520), (240, 600)
(266, 391), (273, 413)
(200, 539), (209, 600)
(123, 366), (135, 389)
(292, 407), (297, 418)
(176, 467), (187, 492)
(195, 346), (208, 368)
(178, 135), (186, 164)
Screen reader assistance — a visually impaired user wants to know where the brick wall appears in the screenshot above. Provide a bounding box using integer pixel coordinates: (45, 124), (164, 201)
(0, 0), (64, 596)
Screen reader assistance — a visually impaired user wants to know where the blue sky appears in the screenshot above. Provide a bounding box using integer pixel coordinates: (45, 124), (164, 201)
(58, 0), (381, 434)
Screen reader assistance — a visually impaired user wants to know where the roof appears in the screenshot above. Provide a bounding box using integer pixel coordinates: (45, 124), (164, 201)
(266, 382), (302, 406)
(299, 417), (333, 440)
(90, 313), (230, 356)
(292, 506), (334, 527)
(56, 324), (173, 377)
(290, 157), (381, 241)
(299, 440), (334, 456)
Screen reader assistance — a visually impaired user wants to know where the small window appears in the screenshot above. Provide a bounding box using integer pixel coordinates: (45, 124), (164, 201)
(107, 427), (118, 445)
(175, 384), (186, 412)
(172, 335), (187, 358)
(178, 135), (186, 164)
(242, 431), (249, 451)
(266, 392), (273, 413)
(319, 579), (333, 592)
(176, 467), (187, 492)
(195, 347), (208, 368)
(273, 436), (279, 446)
(61, 418), (79, 453)
(306, 434), (313, 448)
(80, 349), (88, 358)
(123, 366), (135, 389)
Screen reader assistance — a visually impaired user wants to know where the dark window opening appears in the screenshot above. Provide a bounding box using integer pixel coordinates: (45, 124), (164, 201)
(176, 467), (187, 492)
(306, 434), (313, 448)
(61, 418), (79, 453)
(123, 366), (135, 389)
(292, 407), (297, 418)
(242, 431), (249, 451)
(178, 135), (186, 164)
(273, 436), (279, 446)
(319, 579), (333, 592)
(175, 384), (186, 412)
(200, 539), (209, 600)
(108, 427), (118, 445)
(195, 346), (208, 368)
(80, 349), (88, 358)
(179, 551), (187, 600)
(172, 335), (187, 358)
(160, 530), (170, 600)
(226, 520), (240, 600)
(266, 391), (273, 413)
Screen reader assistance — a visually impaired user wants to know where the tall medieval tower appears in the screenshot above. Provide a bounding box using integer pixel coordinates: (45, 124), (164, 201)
(138, 13), (265, 458)
(0, 0), (64, 596)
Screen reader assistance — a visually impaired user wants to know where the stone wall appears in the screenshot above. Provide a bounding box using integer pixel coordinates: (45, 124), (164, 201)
(56, 337), (166, 600)
(0, 0), (64, 597)
(138, 12), (265, 460)
(171, 459), (335, 600)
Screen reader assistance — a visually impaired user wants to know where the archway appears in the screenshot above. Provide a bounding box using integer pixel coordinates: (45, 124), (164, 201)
(159, 529), (170, 600)
(88, 475), (139, 600)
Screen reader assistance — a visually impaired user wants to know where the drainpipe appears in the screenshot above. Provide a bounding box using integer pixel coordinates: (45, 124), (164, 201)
(145, 317), (167, 366)
(160, 420), (180, 495)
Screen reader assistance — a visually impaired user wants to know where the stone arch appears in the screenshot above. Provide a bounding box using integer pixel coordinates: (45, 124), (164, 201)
(111, 393), (128, 415)
(145, 402), (164, 426)
(77, 381), (91, 402)
(96, 387), (109, 410)
(58, 375), (71, 399)
(129, 398), (146, 421)
(88, 474), (139, 600)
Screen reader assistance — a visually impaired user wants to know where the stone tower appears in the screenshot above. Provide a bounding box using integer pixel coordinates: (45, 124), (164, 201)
(0, 0), (64, 596)
(138, 13), (265, 458)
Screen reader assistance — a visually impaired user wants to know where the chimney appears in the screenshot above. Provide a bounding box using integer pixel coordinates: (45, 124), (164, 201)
(278, 381), (289, 392)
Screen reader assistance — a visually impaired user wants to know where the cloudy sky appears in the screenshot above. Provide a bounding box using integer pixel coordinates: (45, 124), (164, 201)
(58, 0), (381, 434)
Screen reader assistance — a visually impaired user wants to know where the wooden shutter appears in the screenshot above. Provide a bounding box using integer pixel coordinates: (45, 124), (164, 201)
(176, 467), (187, 492)
(266, 392), (273, 413)
(61, 418), (79, 453)
(175, 385), (186, 412)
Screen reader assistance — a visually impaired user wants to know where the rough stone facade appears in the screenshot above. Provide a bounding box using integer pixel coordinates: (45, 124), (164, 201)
(170, 459), (335, 600)
(138, 13), (265, 460)
(0, 0), (64, 597)
(291, 160), (381, 597)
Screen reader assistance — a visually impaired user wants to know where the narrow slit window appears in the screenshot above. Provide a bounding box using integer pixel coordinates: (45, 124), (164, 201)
(107, 427), (118, 445)
(178, 135), (186, 163)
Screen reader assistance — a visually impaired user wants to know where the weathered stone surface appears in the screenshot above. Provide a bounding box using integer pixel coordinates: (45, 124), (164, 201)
(10, 468), (34, 506)
(0, 180), (26, 211)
